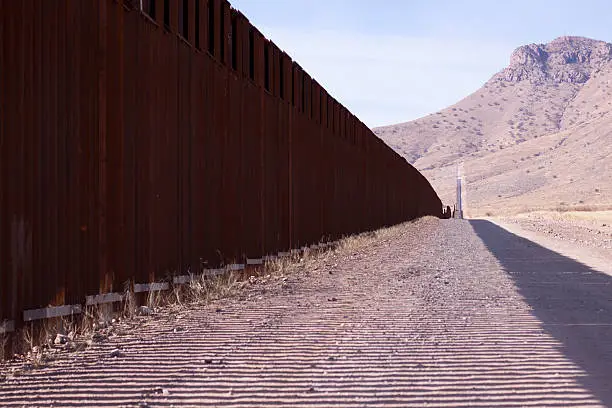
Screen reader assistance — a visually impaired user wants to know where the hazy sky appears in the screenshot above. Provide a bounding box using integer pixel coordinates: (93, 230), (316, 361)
(230, 0), (612, 127)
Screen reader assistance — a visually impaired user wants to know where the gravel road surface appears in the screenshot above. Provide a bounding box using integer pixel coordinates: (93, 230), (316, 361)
(1, 217), (611, 407)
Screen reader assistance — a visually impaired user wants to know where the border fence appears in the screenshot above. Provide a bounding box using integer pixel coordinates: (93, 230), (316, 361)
(0, 0), (442, 332)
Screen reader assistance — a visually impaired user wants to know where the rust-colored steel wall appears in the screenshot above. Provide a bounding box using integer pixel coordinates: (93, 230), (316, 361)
(0, 0), (442, 328)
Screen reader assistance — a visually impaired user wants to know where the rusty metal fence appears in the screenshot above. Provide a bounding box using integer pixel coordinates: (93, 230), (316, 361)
(0, 0), (442, 332)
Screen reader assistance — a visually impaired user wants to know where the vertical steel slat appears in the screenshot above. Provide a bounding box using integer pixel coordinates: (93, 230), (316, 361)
(190, 51), (206, 271)
(211, 0), (221, 59)
(122, 5), (136, 287)
(97, 0), (109, 298)
(79, 1), (96, 307)
(22, 0), (36, 311)
(104, 0), (125, 293)
(187, 0), (196, 43)
(57, 0), (71, 305)
(221, 1), (231, 67)
(169, 0), (179, 33)
(179, 39), (193, 275)
(47, 1), (61, 310)
(153, 0), (164, 26)
(197, 0), (207, 51)
(0, 0), (7, 323)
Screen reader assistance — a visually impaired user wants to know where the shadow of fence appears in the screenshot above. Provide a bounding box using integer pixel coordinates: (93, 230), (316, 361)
(470, 220), (612, 406)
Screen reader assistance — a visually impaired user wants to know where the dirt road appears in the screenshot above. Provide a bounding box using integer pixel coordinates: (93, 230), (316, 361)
(1, 217), (611, 407)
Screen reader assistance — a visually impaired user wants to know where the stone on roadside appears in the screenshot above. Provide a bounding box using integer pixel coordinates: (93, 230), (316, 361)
(54, 334), (68, 345)
(137, 306), (152, 316)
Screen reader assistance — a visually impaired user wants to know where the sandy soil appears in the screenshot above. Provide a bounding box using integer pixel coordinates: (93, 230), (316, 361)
(1, 217), (612, 407)
(490, 211), (612, 275)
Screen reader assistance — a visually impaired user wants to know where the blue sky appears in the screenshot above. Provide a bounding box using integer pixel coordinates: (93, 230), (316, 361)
(230, 1), (612, 127)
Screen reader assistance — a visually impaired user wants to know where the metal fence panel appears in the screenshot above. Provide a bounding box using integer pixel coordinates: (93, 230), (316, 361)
(0, 0), (442, 330)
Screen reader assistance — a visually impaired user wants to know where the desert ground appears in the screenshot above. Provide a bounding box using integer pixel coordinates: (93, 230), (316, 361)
(1, 217), (612, 407)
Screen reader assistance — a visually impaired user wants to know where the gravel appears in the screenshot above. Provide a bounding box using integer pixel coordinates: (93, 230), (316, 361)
(496, 212), (612, 250)
(1, 217), (611, 407)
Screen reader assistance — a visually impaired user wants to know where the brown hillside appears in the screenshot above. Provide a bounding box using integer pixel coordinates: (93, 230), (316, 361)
(375, 36), (612, 216)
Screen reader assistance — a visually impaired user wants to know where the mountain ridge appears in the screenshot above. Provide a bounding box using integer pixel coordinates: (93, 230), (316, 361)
(374, 36), (612, 216)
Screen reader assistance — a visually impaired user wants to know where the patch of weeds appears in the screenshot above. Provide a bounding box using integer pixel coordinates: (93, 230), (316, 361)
(146, 289), (163, 311)
(17, 324), (50, 369)
(0, 334), (7, 362)
(265, 253), (302, 279)
(123, 284), (137, 319)
(91, 303), (114, 328)
(171, 283), (185, 307)
(187, 271), (247, 304)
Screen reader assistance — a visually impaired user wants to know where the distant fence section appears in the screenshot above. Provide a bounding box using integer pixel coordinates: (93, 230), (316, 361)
(0, 0), (442, 330)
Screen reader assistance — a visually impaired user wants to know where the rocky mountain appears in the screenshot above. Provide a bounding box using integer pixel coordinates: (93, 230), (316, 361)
(374, 36), (612, 216)
(500, 37), (611, 83)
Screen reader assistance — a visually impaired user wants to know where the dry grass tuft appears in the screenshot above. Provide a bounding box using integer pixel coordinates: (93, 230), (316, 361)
(76, 308), (97, 339)
(146, 289), (163, 311)
(94, 304), (114, 327)
(337, 235), (366, 253)
(122, 285), (137, 319)
(265, 252), (303, 278)
(5, 303), (124, 368)
(1, 334), (8, 362)
(16, 324), (50, 369)
(171, 284), (185, 307)
(186, 271), (246, 304)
